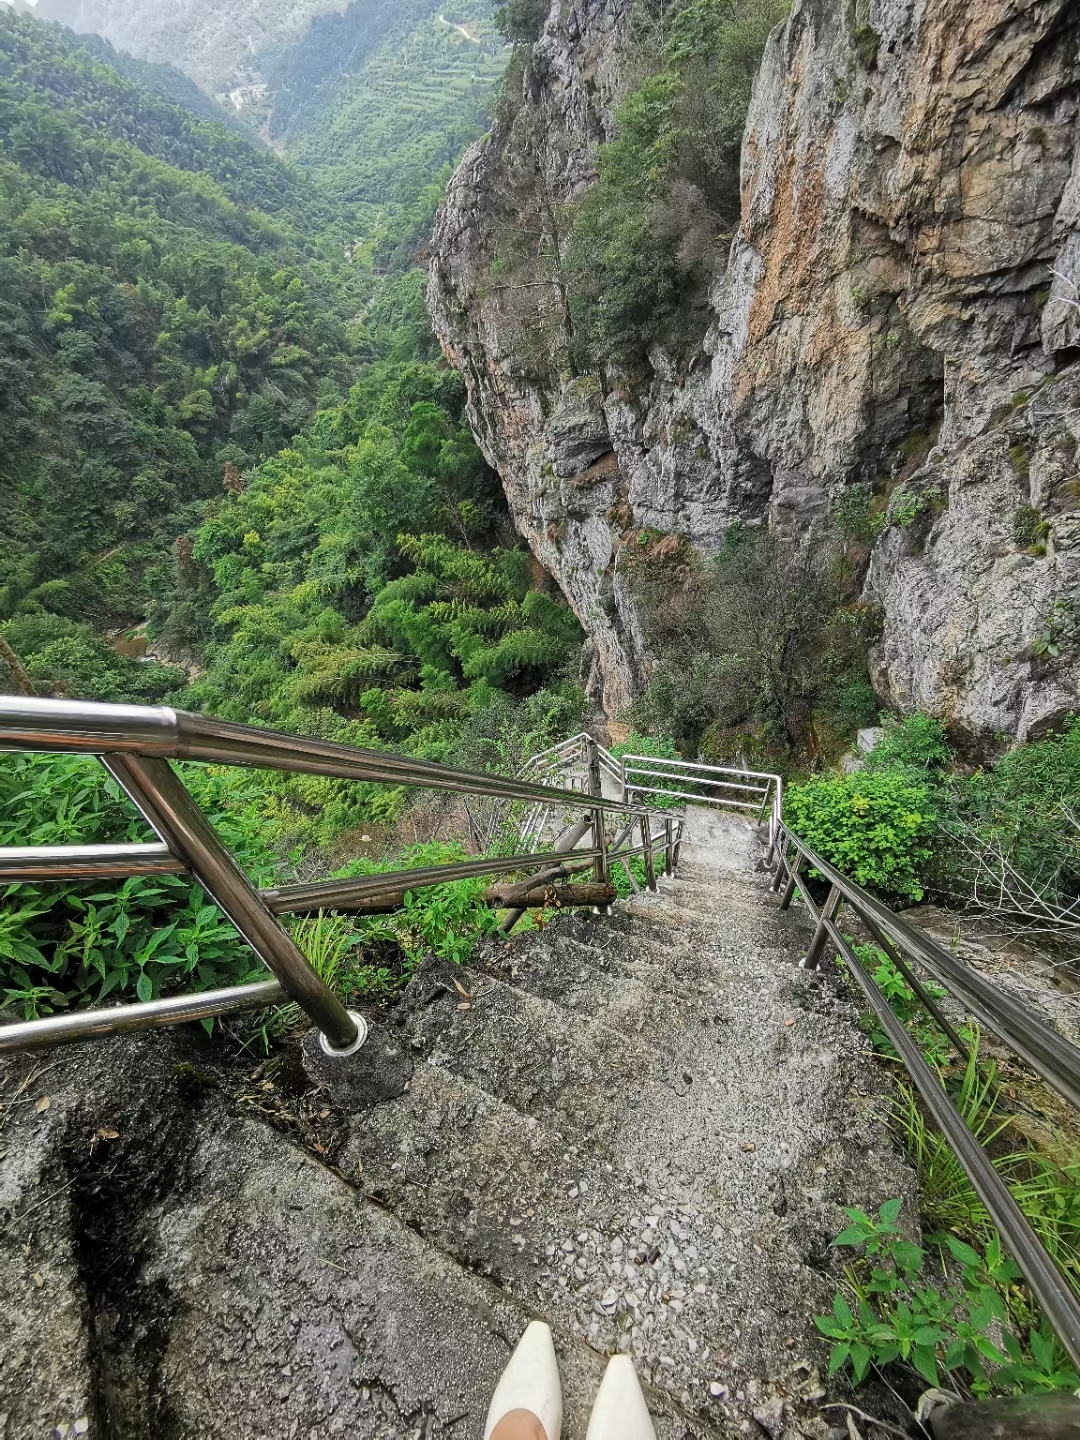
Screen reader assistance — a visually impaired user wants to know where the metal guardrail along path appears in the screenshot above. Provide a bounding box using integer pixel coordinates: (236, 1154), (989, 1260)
(0, 699), (676, 1055)
(3, 699), (1080, 1371)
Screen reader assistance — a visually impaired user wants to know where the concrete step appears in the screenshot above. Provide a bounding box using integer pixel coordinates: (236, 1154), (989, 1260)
(390, 958), (657, 1139)
(0, 1034), (619, 1440)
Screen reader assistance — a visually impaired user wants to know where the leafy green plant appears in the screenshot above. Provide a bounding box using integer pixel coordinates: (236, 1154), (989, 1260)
(850, 943), (961, 1068)
(785, 768), (936, 901)
(892, 1049), (1080, 1289)
(833, 483), (885, 546)
(494, 0), (548, 41)
(889, 488), (925, 528)
(1014, 505), (1049, 549)
(0, 754), (275, 1021)
(816, 1198), (1080, 1395)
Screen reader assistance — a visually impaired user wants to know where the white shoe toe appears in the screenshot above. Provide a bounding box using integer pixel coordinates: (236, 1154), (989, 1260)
(586, 1354), (656, 1440)
(484, 1320), (563, 1440)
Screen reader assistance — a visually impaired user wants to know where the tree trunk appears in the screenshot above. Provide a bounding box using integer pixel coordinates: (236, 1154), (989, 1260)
(931, 1393), (1080, 1439)
(0, 636), (35, 696)
(486, 880), (616, 909)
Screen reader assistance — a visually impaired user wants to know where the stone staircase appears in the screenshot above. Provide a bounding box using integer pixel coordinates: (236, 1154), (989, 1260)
(1, 807), (913, 1440)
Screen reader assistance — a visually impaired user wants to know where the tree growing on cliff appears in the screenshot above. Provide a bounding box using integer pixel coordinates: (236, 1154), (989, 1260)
(567, 0), (788, 366)
(495, 0), (548, 43)
(630, 524), (870, 756)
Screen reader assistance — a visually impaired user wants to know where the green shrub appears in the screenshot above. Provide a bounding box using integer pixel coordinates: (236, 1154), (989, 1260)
(785, 768), (936, 901)
(329, 840), (502, 970)
(567, 0), (788, 365)
(944, 716), (1080, 916)
(816, 1198), (1079, 1394)
(631, 528), (857, 754)
(865, 713), (951, 773)
(1, 615), (183, 704)
(832, 482), (884, 546)
(0, 754), (276, 1020)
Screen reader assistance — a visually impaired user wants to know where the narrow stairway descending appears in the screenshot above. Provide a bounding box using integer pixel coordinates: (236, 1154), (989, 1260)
(2, 806), (915, 1440)
(343, 805), (915, 1438)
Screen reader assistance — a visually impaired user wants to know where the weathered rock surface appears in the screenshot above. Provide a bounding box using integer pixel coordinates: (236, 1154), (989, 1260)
(427, 0), (1080, 740)
(0, 812), (916, 1439)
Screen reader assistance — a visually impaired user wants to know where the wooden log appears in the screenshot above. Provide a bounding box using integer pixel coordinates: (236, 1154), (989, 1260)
(486, 881), (616, 909)
(931, 1393), (1080, 1439)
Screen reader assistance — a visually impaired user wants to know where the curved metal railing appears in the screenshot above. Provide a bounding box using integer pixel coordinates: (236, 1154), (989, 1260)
(0, 698), (677, 1055)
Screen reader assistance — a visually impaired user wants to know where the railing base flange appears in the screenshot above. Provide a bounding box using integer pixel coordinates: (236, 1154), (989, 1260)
(319, 1011), (369, 1059)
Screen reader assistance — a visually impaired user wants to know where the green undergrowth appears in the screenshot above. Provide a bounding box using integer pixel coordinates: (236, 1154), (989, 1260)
(817, 1198), (1079, 1397)
(785, 712), (1080, 919)
(0, 753), (275, 1022)
(817, 941), (1080, 1405)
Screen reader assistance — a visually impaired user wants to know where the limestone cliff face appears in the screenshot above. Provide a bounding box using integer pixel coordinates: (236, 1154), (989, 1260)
(428, 0), (1080, 743)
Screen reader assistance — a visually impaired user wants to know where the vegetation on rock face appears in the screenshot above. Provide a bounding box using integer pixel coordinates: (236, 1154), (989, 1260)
(628, 522), (877, 759)
(567, 0), (788, 366)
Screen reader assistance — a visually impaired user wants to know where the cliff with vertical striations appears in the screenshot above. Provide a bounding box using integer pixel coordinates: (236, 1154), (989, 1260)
(428, 0), (1080, 744)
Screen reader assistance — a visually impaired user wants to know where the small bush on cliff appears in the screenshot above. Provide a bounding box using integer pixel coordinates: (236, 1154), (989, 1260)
(629, 524), (867, 755)
(495, 0), (549, 42)
(568, 0), (788, 365)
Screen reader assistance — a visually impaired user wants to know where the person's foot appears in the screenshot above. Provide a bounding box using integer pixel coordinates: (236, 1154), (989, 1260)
(485, 1321), (563, 1440)
(586, 1354), (656, 1440)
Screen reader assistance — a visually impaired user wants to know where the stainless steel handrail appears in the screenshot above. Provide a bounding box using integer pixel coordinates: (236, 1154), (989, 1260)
(0, 698), (675, 1056)
(767, 816), (1080, 1368)
(0, 700), (640, 815)
(607, 747), (1080, 1367)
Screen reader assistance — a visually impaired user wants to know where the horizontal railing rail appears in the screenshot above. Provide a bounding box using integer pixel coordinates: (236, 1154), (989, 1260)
(0, 698), (677, 1056)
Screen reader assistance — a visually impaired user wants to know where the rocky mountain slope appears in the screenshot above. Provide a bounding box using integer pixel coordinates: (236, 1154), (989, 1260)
(34, 0), (344, 96)
(428, 0), (1080, 743)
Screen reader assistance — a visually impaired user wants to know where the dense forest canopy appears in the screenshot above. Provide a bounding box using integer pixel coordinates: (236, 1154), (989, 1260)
(0, 6), (581, 764)
(0, 11), (358, 634)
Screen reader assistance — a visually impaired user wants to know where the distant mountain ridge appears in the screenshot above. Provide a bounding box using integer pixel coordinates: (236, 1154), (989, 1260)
(34, 0), (347, 94)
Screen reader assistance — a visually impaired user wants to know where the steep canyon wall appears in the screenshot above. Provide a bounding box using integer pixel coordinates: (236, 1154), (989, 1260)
(428, 0), (1080, 744)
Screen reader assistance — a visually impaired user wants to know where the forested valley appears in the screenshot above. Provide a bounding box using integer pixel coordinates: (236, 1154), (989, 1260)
(0, 4), (587, 1018)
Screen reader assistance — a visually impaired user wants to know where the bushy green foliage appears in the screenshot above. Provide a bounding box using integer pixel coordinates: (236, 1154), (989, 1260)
(817, 1198), (1079, 1395)
(0, 10), (359, 627)
(494, 0), (549, 42)
(631, 526), (869, 756)
(785, 768), (936, 902)
(567, 0), (787, 364)
(865, 713), (951, 773)
(943, 715), (1080, 918)
(327, 840), (502, 969)
(0, 754), (274, 1018)
(1, 613), (183, 703)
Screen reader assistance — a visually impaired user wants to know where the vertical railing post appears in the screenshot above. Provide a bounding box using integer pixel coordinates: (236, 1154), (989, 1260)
(585, 735), (603, 801)
(102, 754), (363, 1054)
(664, 818), (674, 875)
(778, 849), (802, 909)
(771, 831), (790, 892)
(802, 885), (842, 971)
(640, 812), (657, 891)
